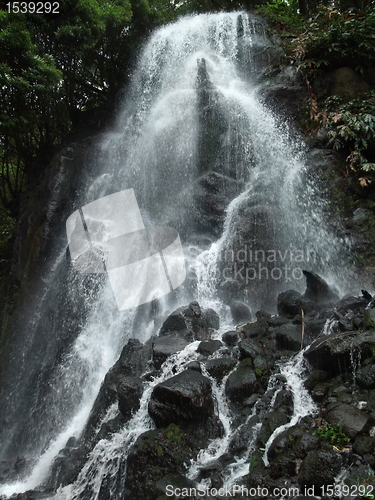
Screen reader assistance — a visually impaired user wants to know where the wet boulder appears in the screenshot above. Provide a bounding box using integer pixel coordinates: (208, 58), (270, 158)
(204, 307), (220, 330)
(197, 339), (222, 356)
(324, 402), (374, 439)
(222, 330), (239, 346)
(268, 424), (320, 462)
(275, 324), (312, 351)
(298, 450), (342, 489)
(353, 435), (375, 467)
(126, 418), (223, 500)
(125, 425), (193, 500)
(117, 376), (143, 418)
(148, 370), (214, 427)
(116, 338), (154, 377)
(152, 334), (189, 369)
(304, 369), (331, 391)
(204, 357), (237, 381)
(238, 318), (269, 339)
(356, 363), (375, 389)
(304, 330), (375, 375)
(81, 338), (153, 443)
(256, 409), (289, 448)
(225, 358), (260, 403)
(159, 301), (219, 341)
(239, 339), (262, 360)
(229, 415), (260, 454)
(230, 301), (252, 325)
(336, 294), (369, 315)
(301, 270), (339, 307)
(277, 289), (302, 317)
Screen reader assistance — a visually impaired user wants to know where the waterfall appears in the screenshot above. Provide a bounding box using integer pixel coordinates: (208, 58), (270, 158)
(0, 11), (355, 499)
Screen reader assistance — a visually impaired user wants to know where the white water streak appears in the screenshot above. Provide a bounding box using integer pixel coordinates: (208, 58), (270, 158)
(263, 351), (317, 466)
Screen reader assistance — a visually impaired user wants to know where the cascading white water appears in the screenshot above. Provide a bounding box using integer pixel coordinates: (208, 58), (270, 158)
(262, 350), (317, 467)
(0, 10), (355, 499)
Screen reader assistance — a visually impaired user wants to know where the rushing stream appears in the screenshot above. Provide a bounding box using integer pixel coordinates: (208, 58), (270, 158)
(0, 11), (357, 499)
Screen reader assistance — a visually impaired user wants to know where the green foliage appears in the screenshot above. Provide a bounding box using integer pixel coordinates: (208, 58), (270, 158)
(303, 7), (375, 72)
(250, 454), (259, 469)
(0, 11), (68, 214)
(313, 421), (350, 446)
(313, 92), (375, 185)
(364, 309), (375, 330)
(256, 0), (305, 33)
(0, 0), (185, 217)
(164, 424), (182, 445)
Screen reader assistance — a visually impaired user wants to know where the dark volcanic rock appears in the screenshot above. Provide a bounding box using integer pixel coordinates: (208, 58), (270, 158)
(156, 473), (195, 497)
(298, 450), (342, 489)
(203, 307), (220, 330)
(304, 329), (375, 374)
(204, 357), (237, 380)
(125, 418), (223, 500)
(301, 270), (339, 305)
(268, 424), (320, 461)
(256, 409), (289, 448)
(222, 330), (239, 346)
(304, 369), (331, 391)
(125, 425), (193, 500)
(159, 302), (218, 341)
(116, 338), (154, 377)
(83, 338), (153, 441)
(357, 363), (375, 389)
(152, 334), (189, 369)
(277, 289), (302, 317)
(353, 434), (375, 456)
(197, 339), (222, 356)
(238, 319), (269, 339)
(230, 301), (253, 324)
(225, 358), (260, 403)
(275, 324), (312, 351)
(229, 415), (260, 454)
(117, 376), (143, 418)
(239, 339), (262, 360)
(148, 370), (214, 427)
(324, 402), (374, 439)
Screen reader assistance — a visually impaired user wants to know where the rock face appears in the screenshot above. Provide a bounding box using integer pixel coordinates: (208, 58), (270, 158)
(158, 301), (219, 341)
(304, 329), (375, 374)
(277, 289), (302, 317)
(148, 370), (215, 427)
(324, 402), (374, 439)
(152, 334), (189, 369)
(298, 450), (342, 489)
(204, 357), (237, 381)
(330, 67), (370, 102)
(259, 65), (309, 124)
(38, 282), (375, 498)
(230, 300), (253, 325)
(301, 270), (339, 305)
(117, 376), (143, 418)
(225, 358), (260, 403)
(276, 323), (313, 351)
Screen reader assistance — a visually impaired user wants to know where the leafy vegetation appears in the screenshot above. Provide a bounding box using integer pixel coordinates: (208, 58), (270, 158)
(313, 421), (350, 446)
(259, 0), (375, 187)
(0, 0), (200, 221)
(313, 93), (375, 185)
